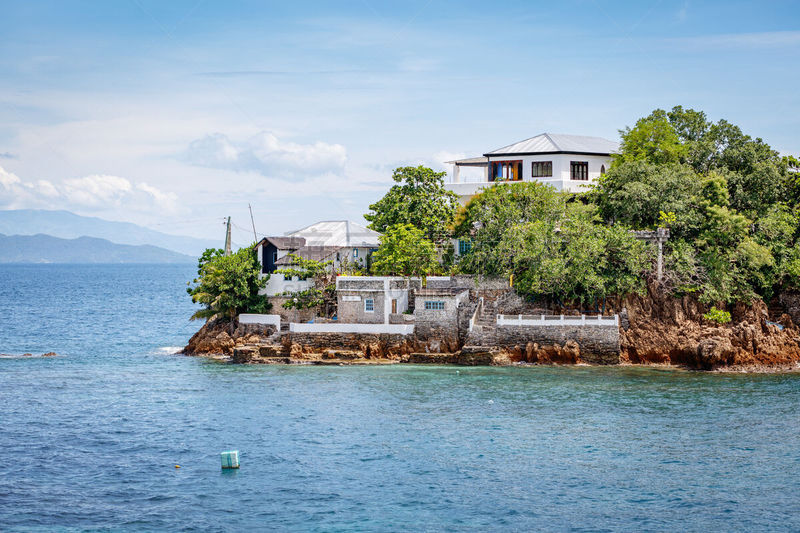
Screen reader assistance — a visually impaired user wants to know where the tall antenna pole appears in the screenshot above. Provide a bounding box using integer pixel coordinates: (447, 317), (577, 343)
(248, 204), (258, 243)
(224, 216), (232, 256)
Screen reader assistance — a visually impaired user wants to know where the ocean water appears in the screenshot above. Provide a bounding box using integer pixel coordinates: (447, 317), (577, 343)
(1, 264), (799, 532)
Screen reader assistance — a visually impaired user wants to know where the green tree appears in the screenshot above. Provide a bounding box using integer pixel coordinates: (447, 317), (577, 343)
(370, 223), (439, 276)
(496, 206), (649, 306)
(365, 166), (460, 243)
(187, 246), (270, 321)
(598, 106), (799, 304)
(615, 109), (688, 166)
(453, 182), (567, 276)
(593, 161), (702, 236)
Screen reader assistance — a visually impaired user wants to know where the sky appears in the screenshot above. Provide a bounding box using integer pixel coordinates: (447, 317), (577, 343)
(1, 0), (799, 247)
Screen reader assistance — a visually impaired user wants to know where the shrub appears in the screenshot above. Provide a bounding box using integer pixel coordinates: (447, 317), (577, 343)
(703, 306), (731, 324)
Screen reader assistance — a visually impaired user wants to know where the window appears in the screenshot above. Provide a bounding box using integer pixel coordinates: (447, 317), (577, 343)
(364, 298), (374, 312)
(272, 250), (278, 263)
(353, 249), (359, 258)
(570, 161), (589, 181)
(600, 164), (606, 175)
(490, 160), (523, 182)
(531, 161), (553, 178)
(458, 239), (472, 255)
(424, 301), (445, 310)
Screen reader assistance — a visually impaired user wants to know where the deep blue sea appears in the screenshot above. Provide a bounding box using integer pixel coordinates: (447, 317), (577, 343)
(1, 264), (800, 532)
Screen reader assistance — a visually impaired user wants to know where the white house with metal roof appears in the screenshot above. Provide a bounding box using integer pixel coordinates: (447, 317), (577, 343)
(445, 133), (618, 203)
(255, 220), (381, 296)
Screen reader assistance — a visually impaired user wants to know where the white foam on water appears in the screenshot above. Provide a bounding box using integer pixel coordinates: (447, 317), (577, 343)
(153, 346), (183, 355)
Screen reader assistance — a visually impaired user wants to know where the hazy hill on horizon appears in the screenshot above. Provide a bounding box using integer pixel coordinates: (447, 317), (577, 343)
(0, 209), (219, 256)
(0, 233), (194, 264)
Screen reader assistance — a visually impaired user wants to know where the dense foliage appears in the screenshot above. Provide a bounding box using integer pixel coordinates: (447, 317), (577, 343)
(454, 183), (649, 304)
(187, 247), (270, 321)
(594, 105), (799, 304)
(370, 223), (440, 276)
(365, 166), (460, 244)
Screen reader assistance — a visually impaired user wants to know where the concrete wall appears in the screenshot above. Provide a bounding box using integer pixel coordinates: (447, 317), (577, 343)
(290, 323), (414, 335)
(260, 273), (313, 297)
(268, 296), (317, 324)
(413, 290), (470, 351)
(238, 314), (281, 329)
(336, 276), (410, 324)
(287, 332), (414, 357)
(338, 289), (387, 324)
(470, 324), (620, 364)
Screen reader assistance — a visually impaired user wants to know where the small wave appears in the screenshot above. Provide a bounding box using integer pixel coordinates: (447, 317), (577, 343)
(153, 346), (183, 355)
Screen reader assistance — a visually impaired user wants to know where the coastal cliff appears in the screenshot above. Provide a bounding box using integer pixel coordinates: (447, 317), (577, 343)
(183, 288), (800, 371)
(183, 319), (277, 356)
(620, 285), (800, 371)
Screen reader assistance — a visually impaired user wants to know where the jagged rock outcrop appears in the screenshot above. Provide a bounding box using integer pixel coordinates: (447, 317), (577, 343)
(621, 284), (800, 370)
(182, 319), (276, 356)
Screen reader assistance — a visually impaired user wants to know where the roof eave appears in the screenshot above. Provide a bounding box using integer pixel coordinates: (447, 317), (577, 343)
(483, 150), (613, 157)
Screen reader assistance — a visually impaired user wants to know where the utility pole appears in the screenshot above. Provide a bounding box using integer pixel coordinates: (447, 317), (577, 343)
(224, 216), (232, 256)
(248, 204), (258, 243)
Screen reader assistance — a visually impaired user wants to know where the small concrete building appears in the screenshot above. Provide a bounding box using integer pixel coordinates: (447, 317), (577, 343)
(336, 276), (412, 324)
(413, 288), (469, 325)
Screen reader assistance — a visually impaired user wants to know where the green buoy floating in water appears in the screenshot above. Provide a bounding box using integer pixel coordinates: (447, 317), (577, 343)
(221, 450), (239, 469)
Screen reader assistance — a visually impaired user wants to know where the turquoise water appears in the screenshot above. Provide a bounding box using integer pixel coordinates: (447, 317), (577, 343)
(1, 265), (799, 532)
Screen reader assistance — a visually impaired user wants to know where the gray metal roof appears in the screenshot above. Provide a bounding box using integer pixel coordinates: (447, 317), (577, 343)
(287, 220), (380, 248)
(257, 236), (306, 250)
(274, 245), (342, 266)
(445, 156), (489, 166)
(485, 133), (618, 156)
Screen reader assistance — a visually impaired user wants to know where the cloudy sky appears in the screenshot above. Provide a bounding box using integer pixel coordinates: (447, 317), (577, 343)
(1, 0), (799, 246)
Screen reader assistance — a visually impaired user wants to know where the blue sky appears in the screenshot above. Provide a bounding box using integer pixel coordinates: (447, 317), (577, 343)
(1, 0), (798, 245)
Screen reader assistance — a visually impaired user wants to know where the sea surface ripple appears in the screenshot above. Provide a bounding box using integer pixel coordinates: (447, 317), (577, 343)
(1, 264), (799, 532)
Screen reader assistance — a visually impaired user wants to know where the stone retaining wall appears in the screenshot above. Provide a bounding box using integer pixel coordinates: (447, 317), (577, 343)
(491, 325), (620, 364)
(286, 331), (415, 358)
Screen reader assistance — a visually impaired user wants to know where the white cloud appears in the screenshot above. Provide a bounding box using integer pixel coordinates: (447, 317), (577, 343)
(136, 182), (180, 213)
(62, 175), (133, 207)
(0, 167), (22, 188)
(186, 131), (347, 177)
(0, 165), (183, 217)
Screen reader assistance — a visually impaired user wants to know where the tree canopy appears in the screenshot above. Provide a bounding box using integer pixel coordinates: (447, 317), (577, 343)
(454, 184), (648, 304)
(370, 223), (439, 277)
(187, 246), (270, 321)
(595, 105), (799, 304)
(365, 166), (460, 244)
(453, 182), (567, 276)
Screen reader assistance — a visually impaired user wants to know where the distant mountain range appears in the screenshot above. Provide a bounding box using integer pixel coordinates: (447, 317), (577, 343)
(0, 234), (195, 264)
(0, 209), (219, 256)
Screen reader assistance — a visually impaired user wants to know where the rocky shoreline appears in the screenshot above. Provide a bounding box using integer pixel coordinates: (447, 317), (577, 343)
(182, 286), (800, 372)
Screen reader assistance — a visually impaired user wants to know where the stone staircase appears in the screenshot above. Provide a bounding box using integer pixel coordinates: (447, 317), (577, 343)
(463, 299), (498, 348)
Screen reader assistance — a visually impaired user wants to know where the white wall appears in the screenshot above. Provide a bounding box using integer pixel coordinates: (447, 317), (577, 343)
(238, 314), (281, 328)
(260, 273), (313, 297)
(446, 153), (612, 202)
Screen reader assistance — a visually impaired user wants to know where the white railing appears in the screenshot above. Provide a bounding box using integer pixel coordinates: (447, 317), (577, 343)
(497, 314), (619, 327)
(289, 323), (415, 335)
(238, 314), (281, 329)
(468, 297), (484, 332)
